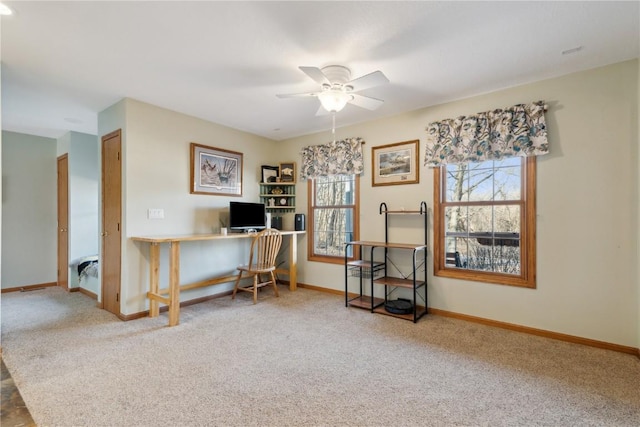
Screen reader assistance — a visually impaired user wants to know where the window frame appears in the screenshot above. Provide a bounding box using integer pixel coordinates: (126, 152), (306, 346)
(307, 174), (360, 265)
(433, 156), (536, 288)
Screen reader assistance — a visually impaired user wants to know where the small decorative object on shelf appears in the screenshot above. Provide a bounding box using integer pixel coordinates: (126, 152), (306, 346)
(279, 162), (296, 183)
(279, 198), (288, 206)
(261, 165), (279, 183)
(271, 186), (283, 195)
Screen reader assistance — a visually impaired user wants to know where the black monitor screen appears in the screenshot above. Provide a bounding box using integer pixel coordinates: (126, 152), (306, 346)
(229, 202), (266, 232)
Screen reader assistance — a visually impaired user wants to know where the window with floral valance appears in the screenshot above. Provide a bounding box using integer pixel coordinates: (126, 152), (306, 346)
(301, 138), (363, 265)
(427, 101), (548, 288)
(424, 101), (548, 166)
(299, 137), (364, 179)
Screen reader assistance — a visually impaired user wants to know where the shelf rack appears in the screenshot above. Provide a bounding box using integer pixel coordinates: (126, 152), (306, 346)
(259, 182), (296, 213)
(344, 201), (428, 322)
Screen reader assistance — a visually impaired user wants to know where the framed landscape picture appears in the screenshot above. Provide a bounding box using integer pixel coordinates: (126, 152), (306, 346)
(190, 143), (243, 196)
(279, 162), (296, 183)
(372, 140), (419, 186)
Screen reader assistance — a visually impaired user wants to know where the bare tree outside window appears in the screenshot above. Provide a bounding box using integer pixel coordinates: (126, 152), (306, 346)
(432, 154), (542, 292)
(308, 175), (359, 263)
(443, 158), (522, 274)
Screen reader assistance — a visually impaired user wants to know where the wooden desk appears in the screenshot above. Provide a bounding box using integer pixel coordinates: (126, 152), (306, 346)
(131, 230), (305, 326)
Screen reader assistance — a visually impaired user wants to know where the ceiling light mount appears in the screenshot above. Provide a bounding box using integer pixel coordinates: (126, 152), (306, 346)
(316, 66), (355, 113)
(320, 65), (351, 85)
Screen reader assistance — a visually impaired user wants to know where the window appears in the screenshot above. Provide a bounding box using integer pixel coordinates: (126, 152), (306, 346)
(308, 174), (359, 264)
(433, 156), (536, 287)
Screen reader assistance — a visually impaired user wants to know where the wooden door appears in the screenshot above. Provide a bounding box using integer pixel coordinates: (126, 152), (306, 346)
(101, 130), (122, 316)
(57, 154), (69, 289)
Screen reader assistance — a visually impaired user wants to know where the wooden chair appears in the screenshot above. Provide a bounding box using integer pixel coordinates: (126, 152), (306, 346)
(232, 228), (283, 304)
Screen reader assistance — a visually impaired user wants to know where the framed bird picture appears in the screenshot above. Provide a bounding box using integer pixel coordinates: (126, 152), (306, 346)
(190, 142), (243, 196)
(279, 162), (296, 183)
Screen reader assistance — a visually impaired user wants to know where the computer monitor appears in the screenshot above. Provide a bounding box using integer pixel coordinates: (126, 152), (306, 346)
(228, 201), (266, 232)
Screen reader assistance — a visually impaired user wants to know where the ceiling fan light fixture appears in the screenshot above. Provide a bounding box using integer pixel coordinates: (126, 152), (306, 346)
(277, 65), (388, 113)
(318, 89), (351, 113)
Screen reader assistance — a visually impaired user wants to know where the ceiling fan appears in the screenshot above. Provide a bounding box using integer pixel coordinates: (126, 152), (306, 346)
(277, 65), (389, 114)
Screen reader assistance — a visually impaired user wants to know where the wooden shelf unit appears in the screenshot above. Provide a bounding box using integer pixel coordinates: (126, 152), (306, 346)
(259, 182), (296, 213)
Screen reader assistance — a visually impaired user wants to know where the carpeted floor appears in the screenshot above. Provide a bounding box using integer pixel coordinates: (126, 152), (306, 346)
(1, 286), (639, 426)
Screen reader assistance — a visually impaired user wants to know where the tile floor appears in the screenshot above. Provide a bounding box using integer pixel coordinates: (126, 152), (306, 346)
(1, 358), (36, 427)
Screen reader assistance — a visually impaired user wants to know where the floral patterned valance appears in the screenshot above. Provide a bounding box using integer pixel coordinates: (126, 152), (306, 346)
(300, 137), (365, 179)
(424, 101), (549, 166)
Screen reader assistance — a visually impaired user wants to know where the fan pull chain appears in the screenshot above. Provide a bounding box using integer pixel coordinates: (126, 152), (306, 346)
(332, 113), (336, 143)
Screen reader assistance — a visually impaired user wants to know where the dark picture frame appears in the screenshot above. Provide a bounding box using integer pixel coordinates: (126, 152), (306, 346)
(190, 142), (243, 196)
(372, 140), (419, 186)
(261, 165), (279, 183)
(279, 162), (296, 183)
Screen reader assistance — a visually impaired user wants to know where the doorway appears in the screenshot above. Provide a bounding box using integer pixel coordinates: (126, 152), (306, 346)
(57, 154), (69, 289)
(101, 130), (122, 316)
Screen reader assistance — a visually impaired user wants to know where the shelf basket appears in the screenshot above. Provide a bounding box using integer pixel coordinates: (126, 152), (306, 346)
(348, 263), (384, 279)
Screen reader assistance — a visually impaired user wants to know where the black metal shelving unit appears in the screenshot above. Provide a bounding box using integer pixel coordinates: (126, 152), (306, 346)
(345, 201), (428, 323)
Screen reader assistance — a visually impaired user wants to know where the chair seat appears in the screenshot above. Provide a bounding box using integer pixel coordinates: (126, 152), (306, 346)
(237, 263), (276, 273)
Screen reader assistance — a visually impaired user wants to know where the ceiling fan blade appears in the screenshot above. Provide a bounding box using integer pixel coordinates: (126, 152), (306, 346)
(346, 70), (389, 92)
(349, 93), (384, 110)
(276, 92), (319, 99)
(299, 66), (330, 85)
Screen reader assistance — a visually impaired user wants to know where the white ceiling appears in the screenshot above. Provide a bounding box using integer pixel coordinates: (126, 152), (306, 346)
(1, 1), (638, 141)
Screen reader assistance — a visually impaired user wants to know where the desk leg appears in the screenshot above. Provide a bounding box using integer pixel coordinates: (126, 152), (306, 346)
(149, 243), (160, 317)
(168, 241), (181, 326)
(289, 234), (297, 291)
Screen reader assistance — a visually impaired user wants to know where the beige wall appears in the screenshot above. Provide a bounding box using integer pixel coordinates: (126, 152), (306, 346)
(1, 131), (57, 288)
(281, 60), (639, 347)
(109, 99), (279, 314)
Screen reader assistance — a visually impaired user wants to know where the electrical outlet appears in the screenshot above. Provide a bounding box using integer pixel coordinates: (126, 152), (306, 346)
(148, 208), (164, 219)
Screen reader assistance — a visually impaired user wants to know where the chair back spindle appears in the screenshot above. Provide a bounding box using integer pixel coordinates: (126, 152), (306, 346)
(232, 228), (282, 304)
(249, 229), (282, 270)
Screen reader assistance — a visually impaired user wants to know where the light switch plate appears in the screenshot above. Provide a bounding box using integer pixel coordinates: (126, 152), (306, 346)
(148, 208), (164, 219)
